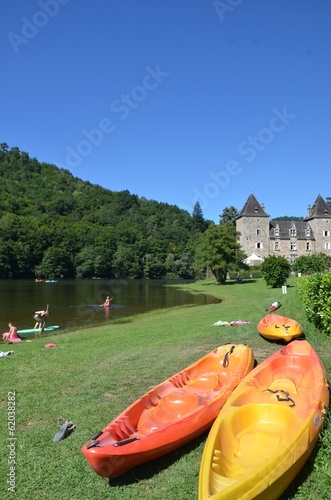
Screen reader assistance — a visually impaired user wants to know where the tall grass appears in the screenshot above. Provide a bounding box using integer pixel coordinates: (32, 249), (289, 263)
(0, 277), (330, 500)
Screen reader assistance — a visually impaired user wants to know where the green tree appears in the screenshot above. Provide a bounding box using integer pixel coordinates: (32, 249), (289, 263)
(192, 202), (209, 233)
(194, 223), (247, 284)
(0, 242), (14, 278)
(75, 246), (97, 278)
(35, 247), (74, 279)
(292, 254), (329, 275)
(261, 255), (291, 288)
(219, 206), (239, 226)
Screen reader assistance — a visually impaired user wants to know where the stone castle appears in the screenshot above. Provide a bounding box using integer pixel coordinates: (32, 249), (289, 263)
(236, 193), (331, 265)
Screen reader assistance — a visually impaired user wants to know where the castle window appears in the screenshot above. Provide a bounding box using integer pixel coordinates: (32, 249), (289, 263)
(256, 229), (260, 236)
(306, 242), (311, 251)
(290, 242), (297, 251)
(323, 230), (330, 237)
(289, 228), (296, 236)
(275, 242), (279, 251)
(325, 242), (331, 250)
(256, 242), (262, 249)
(274, 228), (279, 237)
(305, 228), (310, 238)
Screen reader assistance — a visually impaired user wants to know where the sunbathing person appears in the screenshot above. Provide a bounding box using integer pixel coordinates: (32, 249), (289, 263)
(2, 322), (20, 341)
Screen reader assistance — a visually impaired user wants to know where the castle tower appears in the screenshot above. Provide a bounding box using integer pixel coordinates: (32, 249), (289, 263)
(304, 194), (331, 254)
(236, 193), (270, 260)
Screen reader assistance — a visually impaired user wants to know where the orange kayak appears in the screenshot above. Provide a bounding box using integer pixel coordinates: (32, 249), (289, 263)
(82, 343), (254, 478)
(257, 313), (304, 342)
(199, 340), (329, 500)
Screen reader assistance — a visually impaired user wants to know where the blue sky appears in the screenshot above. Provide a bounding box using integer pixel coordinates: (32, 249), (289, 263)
(2, 0), (331, 222)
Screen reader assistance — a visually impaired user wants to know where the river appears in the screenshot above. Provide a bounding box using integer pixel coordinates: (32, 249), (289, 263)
(0, 279), (219, 336)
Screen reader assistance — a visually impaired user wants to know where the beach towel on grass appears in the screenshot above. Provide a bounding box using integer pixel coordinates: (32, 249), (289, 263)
(211, 320), (251, 327)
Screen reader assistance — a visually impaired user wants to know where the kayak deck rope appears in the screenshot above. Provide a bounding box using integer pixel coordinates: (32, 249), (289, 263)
(264, 388), (295, 407)
(222, 345), (235, 368)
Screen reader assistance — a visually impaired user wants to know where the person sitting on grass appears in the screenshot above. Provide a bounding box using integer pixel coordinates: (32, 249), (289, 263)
(2, 322), (20, 341)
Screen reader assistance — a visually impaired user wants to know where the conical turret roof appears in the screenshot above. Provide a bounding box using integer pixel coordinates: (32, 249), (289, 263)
(305, 194), (331, 220)
(237, 193), (269, 218)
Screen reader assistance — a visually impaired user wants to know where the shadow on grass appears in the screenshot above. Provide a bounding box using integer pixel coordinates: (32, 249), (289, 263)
(258, 334), (307, 346)
(108, 431), (208, 487)
(200, 280), (259, 286)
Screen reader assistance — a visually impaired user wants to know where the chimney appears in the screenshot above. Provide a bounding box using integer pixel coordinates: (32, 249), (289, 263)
(307, 204), (311, 218)
(261, 203), (265, 211)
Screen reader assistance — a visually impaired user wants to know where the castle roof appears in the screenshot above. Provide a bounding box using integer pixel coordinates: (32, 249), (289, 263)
(305, 194), (331, 220)
(237, 193), (269, 218)
(270, 220), (314, 240)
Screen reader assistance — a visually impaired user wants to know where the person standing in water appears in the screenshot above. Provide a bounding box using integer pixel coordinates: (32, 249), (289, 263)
(103, 296), (112, 307)
(33, 305), (50, 331)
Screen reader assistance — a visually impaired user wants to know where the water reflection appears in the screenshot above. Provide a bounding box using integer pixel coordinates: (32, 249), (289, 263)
(0, 279), (219, 336)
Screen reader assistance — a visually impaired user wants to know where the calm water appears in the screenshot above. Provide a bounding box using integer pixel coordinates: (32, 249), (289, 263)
(0, 279), (219, 336)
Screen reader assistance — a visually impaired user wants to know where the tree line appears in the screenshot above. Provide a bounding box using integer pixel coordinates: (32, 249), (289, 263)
(0, 144), (220, 279)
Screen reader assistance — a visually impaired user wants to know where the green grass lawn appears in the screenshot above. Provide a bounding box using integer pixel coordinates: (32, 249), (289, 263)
(1, 277), (330, 500)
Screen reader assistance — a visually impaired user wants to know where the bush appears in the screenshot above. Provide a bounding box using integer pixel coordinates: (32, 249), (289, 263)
(292, 253), (329, 275)
(297, 273), (331, 335)
(261, 255), (291, 288)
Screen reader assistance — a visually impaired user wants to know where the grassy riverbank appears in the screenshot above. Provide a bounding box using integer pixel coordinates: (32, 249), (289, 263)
(1, 278), (330, 499)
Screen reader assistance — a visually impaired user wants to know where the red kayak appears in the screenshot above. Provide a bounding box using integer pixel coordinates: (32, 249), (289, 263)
(82, 343), (254, 478)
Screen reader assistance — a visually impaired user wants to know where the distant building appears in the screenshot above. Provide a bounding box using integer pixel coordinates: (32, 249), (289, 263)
(236, 193), (331, 264)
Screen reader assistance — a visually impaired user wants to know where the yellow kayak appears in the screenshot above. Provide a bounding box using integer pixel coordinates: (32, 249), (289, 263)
(257, 313), (304, 342)
(199, 340), (329, 499)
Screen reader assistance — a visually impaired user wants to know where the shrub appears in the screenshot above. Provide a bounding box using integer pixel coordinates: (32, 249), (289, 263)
(261, 255), (291, 288)
(297, 273), (331, 335)
(292, 253), (329, 275)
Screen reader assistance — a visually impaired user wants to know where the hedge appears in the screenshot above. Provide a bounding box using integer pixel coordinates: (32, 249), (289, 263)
(297, 273), (331, 335)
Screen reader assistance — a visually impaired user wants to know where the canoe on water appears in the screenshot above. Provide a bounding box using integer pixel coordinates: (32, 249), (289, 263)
(199, 340), (329, 500)
(257, 313), (304, 342)
(82, 343), (254, 479)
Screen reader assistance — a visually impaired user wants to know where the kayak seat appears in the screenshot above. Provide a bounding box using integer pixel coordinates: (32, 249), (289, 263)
(187, 371), (230, 392)
(213, 404), (299, 478)
(250, 357), (315, 392)
(138, 389), (200, 433)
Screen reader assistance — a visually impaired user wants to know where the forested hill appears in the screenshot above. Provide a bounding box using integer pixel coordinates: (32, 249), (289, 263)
(0, 144), (211, 279)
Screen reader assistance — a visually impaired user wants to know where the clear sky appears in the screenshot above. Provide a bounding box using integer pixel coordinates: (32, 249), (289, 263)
(2, 0), (330, 222)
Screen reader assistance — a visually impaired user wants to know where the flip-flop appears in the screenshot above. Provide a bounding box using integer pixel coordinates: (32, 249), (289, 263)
(53, 419), (76, 442)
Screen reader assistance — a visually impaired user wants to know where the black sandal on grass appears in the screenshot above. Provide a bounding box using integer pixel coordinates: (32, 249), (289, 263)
(53, 419), (76, 442)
